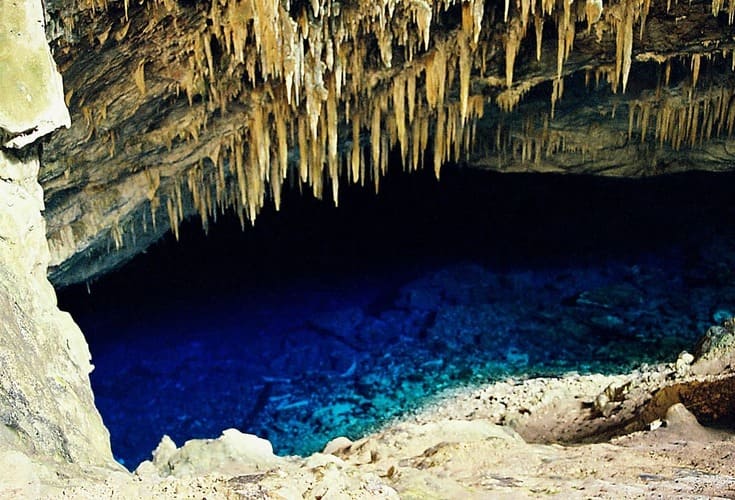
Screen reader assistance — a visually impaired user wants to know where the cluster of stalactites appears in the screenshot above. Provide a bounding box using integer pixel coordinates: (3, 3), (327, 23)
(499, 0), (649, 117)
(627, 74), (735, 150)
(91, 0), (491, 238)
(484, 52), (735, 171)
(488, 86), (735, 169)
(68, 0), (735, 246)
(712, 0), (735, 23)
(497, 0), (735, 117)
(486, 115), (600, 167)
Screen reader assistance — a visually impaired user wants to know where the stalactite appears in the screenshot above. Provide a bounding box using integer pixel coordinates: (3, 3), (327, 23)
(433, 106), (446, 178)
(640, 102), (650, 143)
(504, 18), (525, 89)
(586, 0), (603, 27)
(556, 0), (572, 81)
(134, 60), (146, 96)
(551, 77), (563, 118)
(425, 44), (447, 108)
(111, 219), (123, 250)
(393, 76), (408, 163)
(713, 0), (724, 16)
(350, 113), (361, 182)
(413, 0), (433, 50)
(275, 105), (289, 210)
(534, 8), (544, 61)
(166, 196), (179, 241)
(462, 0), (484, 46)
(459, 33), (471, 124)
(691, 53), (702, 91)
(297, 118), (309, 184)
(326, 77), (340, 205)
(628, 100), (637, 140)
(371, 100), (382, 176)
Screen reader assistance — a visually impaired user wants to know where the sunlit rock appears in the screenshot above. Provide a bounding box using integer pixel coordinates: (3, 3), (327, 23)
(2, 0), (735, 497)
(0, 0), (113, 472)
(0, 0), (69, 147)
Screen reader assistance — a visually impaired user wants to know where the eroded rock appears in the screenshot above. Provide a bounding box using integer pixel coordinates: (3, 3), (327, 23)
(0, 0), (69, 148)
(0, 149), (114, 471)
(0, 1), (117, 490)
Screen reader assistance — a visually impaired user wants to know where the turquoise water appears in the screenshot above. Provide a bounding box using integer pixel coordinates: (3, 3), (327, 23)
(59, 168), (735, 468)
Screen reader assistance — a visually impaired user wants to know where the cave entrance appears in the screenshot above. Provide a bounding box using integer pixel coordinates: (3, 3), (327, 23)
(58, 165), (735, 468)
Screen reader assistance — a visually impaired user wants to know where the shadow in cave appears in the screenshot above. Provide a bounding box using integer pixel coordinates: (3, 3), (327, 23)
(58, 164), (735, 468)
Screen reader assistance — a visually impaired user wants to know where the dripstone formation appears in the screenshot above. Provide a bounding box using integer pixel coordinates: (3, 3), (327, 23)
(41, 0), (735, 285)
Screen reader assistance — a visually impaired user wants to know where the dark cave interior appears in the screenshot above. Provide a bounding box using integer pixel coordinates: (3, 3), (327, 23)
(58, 165), (735, 467)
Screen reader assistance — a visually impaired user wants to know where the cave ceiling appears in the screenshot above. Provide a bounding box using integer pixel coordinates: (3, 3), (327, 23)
(38, 0), (735, 285)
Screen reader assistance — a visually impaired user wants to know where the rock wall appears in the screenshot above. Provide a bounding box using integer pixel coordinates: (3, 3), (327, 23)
(0, 0), (115, 476)
(0, 149), (113, 467)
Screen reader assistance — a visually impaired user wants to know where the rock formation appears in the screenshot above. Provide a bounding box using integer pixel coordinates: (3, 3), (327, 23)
(0, 0), (117, 486)
(40, 0), (735, 285)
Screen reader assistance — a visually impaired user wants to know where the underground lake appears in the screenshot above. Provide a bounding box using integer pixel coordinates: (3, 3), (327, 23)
(57, 165), (735, 468)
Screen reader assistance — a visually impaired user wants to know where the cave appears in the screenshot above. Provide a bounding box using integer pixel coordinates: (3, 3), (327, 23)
(2, 0), (735, 497)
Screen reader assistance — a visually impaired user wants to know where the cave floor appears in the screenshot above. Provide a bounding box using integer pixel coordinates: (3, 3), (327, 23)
(31, 368), (735, 499)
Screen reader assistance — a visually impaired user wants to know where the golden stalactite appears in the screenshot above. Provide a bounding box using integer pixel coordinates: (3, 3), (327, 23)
(110, 218), (123, 250)
(392, 75), (408, 164)
(371, 98), (383, 188)
(691, 53), (702, 92)
(462, 0), (485, 46)
(556, 0), (574, 82)
(585, 0), (603, 28)
(534, 8), (544, 61)
(605, 0), (653, 94)
(712, 0), (735, 22)
(504, 18), (525, 88)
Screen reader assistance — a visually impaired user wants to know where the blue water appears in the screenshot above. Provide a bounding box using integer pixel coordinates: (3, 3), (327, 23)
(59, 167), (735, 468)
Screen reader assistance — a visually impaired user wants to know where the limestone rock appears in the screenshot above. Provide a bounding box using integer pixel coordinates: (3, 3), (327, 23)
(0, 149), (114, 468)
(323, 436), (353, 455)
(675, 350), (695, 377)
(692, 319), (735, 376)
(144, 428), (282, 478)
(0, 450), (41, 498)
(0, 0), (69, 148)
(0, 0), (115, 476)
(665, 401), (701, 427)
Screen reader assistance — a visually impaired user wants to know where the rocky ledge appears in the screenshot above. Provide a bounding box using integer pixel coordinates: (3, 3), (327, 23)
(3, 320), (733, 498)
